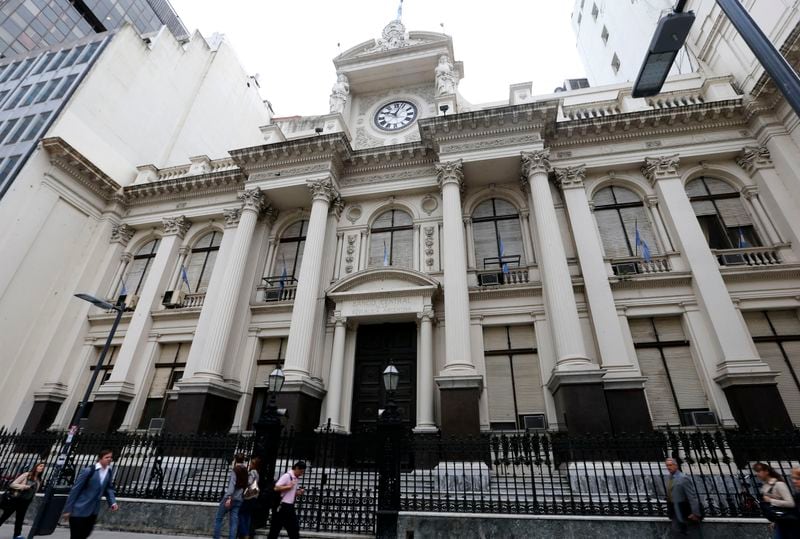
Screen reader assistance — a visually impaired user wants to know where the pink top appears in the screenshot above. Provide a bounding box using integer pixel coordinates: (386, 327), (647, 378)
(276, 470), (300, 504)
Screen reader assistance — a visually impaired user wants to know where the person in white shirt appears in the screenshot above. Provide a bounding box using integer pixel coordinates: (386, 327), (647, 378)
(62, 449), (119, 539)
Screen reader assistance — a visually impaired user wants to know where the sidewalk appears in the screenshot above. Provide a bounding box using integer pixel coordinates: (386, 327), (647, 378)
(2, 525), (207, 538)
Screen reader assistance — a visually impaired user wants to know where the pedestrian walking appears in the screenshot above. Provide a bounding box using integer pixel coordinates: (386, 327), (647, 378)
(786, 468), (800, 539)
(213, 453), (248, 539)
(266, 461), (306, 539)
(665, 457), (703, 538)
(754, 462), (797, 538)
(237, 455), (261, 539)
(0, 461), (45, 539)
(62, 449), (119, 539)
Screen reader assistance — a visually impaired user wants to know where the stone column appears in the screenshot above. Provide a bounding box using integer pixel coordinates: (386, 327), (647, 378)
(323, 313), (347, 431)
(87, 216), (190, 432)
(167, 193), (270, 434)
(167, 246), (191, 294)
(413, 224), (420, 271)
(555, 165), (651, 433)
(645, 196), (672, 253)
(279, 178), (339, 433)
(415, 309), (437, 433)
(643, 155), (790, 430)
(433, 160), (482, 437)
(463, 217), (476, 269)
(334, 232), (344, 280)
(519, 210), (535, 264)
(521, 150), (608, 434)
(104, 224), (135, 299)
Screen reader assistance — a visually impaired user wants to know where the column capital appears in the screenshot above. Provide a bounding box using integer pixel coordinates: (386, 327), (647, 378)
(520, 149), (551, 182)
(736, 145), (772, 175)
(178, 245), (191, 256)
(553, 165), (587, 190)
(641, 155), (680, 185)
(110, 223), (135, 246)
(462, 216), (472, 225)
(308, 177), (340, 203)
(238, 187), (267, 213)
(435, 159), (464, 192)
(162, 215), (192, 238)
(120, 251), (133, 264)
(740, 185), (759, 200)
(418, 309), (435, 322)
(645, 194), (660, 208)
(331, 311), (347, 326)
(223, 207), (242, 228)
(519, 209), (530, 219)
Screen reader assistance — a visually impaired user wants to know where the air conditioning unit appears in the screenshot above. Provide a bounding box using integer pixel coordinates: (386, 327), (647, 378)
(689, 410), (718, 427)
(478, 273), (501, 286)
(162, 290), (175, 306)
(613, 262), (639, 276)
(162, 290), (185, 307)
(124, 293), (139, 310)
(522, 414), (547, 430)
(148, 418), (165, 433)
(263, 288), (283, 302)
(719, 253), (747, 266)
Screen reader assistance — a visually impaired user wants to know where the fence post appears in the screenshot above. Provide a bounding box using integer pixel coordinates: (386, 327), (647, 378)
(377, 403), (403, 539)
(252, 402), (283, 531)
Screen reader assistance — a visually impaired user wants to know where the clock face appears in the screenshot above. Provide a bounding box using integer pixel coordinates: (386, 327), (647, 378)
(374, 101), (418, 131)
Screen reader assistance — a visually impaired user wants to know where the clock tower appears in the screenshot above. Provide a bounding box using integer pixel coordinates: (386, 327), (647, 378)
(328, 18), (464, 149)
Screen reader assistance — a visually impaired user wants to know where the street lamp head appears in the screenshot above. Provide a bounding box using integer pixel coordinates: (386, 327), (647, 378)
(632, 10), (695, 98)
(268, 366), (285, 394)
(382, 363), (399, 392)
(74, 293), (116, 311)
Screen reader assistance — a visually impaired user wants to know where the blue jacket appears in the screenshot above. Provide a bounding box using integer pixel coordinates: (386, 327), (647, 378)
(63, 465), (117, 517)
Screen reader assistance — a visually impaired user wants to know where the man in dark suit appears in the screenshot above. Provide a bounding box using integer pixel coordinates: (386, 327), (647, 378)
(665, 457), (703, 538)
(62, 449), (119, 539)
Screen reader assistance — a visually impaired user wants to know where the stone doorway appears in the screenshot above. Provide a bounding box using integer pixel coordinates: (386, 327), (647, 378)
(350, 322), (416, 433)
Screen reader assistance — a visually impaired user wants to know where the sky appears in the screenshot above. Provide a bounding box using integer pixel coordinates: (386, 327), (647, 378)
(169, 1), (586, 117)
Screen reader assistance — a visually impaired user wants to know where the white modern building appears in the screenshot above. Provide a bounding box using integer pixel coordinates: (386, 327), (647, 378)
(1, 9), (800, 439)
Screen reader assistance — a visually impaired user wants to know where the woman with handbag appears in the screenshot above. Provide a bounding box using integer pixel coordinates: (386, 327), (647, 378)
(237, 456), (261, 539)
(213, 454), (248, 539)
(0, 462), (45, 539)
(754, 462), (797, 539)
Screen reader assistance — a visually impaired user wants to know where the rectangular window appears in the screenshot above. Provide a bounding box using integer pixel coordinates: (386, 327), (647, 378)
(78, 41), (100, 64)
(19, 111), (50, 142)
(0, 62), (21, 84)
(483, 325), (543, 431)
(247, 337), (288, 429)
(0, 90), (9, 105)
(0, 118), (19, 143)
(5, 85), (31, 110)
(32, 51), (56, 75)
(5, 114), (34, 144)
(0, 154), (21, 179)
(21, 81), (46, 106)
(744, 310), (800, 423)
(630, 316), (709, 426)
(52, 73), (77, 100)
(46, 49), (68, 72)
(62, 45), (84, 68)
(138, 342), (191, 428)
(10, 58), (34, 81)
(35, 77), (61, 103)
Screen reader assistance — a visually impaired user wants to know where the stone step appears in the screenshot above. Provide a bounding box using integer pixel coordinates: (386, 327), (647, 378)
(254, 529), (374, 539)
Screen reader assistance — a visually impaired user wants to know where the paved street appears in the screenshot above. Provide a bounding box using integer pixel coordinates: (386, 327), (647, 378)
(1, 525), (207, 538)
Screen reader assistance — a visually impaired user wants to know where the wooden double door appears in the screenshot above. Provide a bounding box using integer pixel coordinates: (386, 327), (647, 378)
(350, 323), (416, 433)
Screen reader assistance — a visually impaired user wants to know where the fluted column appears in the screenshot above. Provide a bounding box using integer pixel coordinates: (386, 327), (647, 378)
(521, 150), (592, 371)
(643, 155), (786, 430)
(323, 313), (348, 430)
(196, 190), (269, 379)
(435, 160), (475, 375)
(284, 178), (340, 380)
(415, 309), (437, 432)
(555, 165), (639, 376)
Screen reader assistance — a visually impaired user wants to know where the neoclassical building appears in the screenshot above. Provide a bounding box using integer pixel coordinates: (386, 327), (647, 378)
(5, 17), (800, 437)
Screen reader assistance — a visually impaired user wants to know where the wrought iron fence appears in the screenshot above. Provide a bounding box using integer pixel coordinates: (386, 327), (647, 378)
(1, 426), (798, 534)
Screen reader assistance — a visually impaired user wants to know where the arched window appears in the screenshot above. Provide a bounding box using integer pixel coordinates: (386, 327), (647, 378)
(685, 177), (760, 249)
(124, 239), (160, 295)
(472, 198), (525, 269)
(273, 220), (308, 278)
(369, 209), (413, 267)
(593, 186), (658, 258)
(185, 231), (221, 293)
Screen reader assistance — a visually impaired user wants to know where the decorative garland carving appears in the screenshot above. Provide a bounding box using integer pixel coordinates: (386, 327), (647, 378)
(424, 226), (435, 268)
(345, 235), (356, 274)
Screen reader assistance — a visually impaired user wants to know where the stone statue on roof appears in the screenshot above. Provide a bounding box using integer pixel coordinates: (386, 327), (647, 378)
(435, 54), (457, 96)
(329, 73), (350, 114)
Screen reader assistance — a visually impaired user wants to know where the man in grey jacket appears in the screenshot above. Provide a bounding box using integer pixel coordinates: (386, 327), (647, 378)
(665, 457), (703, 537)
(62, 449), (119, 539)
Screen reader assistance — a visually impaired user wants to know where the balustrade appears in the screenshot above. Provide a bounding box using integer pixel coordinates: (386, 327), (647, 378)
(714, 247), (781, 267)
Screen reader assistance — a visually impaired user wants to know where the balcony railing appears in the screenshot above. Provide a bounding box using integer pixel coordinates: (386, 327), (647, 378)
(180, 292), (206, 309)
(714, 246), (781, 267)
(476, 255), (529, 287)
(611, 255), (671, 276)
(259, 275), (298, 302)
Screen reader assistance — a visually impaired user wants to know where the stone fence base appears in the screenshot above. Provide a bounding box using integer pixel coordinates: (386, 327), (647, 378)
(397, 512), (772, 539)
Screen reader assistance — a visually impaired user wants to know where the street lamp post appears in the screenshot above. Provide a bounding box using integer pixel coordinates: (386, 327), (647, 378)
(27, 293), (125, 538)
(252, 366), (285, 531)
(377, 363), (402, 539)
(633, 0), (800, 118)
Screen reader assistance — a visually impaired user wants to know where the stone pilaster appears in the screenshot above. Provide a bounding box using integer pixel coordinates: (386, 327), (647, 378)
(643, 155), (788, 429)
(415, 309), (437, 433)
(323, 312), (348, 431)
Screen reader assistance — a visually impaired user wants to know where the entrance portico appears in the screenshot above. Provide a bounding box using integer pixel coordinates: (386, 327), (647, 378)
(325, 268), (440, 434)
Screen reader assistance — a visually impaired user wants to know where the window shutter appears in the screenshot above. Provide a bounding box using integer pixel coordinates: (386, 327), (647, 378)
(685, 179), (707, 198)
(743, 311), (773, 337)
(485, 355), (515, 422)
(767, 311), (800, 336)
(496, 218), (525, 265)
(629, 318), (657, 344)
(661, 346), (707, 409)
(368, 231), (390, 267)
(391, 229), (413, 268)
(756, 342), (800, 423)
(594, 209), (630, 258)
(259, 338), (283, 360)
(159, 343), (179, 363)
(654, 317), (685, 342)
(176, 343), (191, 364)
(612, 186), (640, 204)
(493, 199), (517, 216)
(473, 200), (494, 219)
(704, 177), (737, 195)
(715, 197), (752, 227)
(592, 187), (615, 206)
(148, 368), (172, 398)
(198, 250), (218, 293)
(620, 206), (659, 255)
(691, 200), (716, 216)
(636, 347), (680, 425)
(372, 211), (393, 228)
(512, 353), (545, 415)
(483, 326), (508, 351)
(508, 325), (536, 350)
(472, 221), (498, 267)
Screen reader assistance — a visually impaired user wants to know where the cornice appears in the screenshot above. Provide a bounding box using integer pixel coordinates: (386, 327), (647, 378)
(42, 137), (123, 204)
(229, 132), (353, 174)
(719, 265), (800, 283)
(610, 273), (693, 290)
(123, 169), (245, 205)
